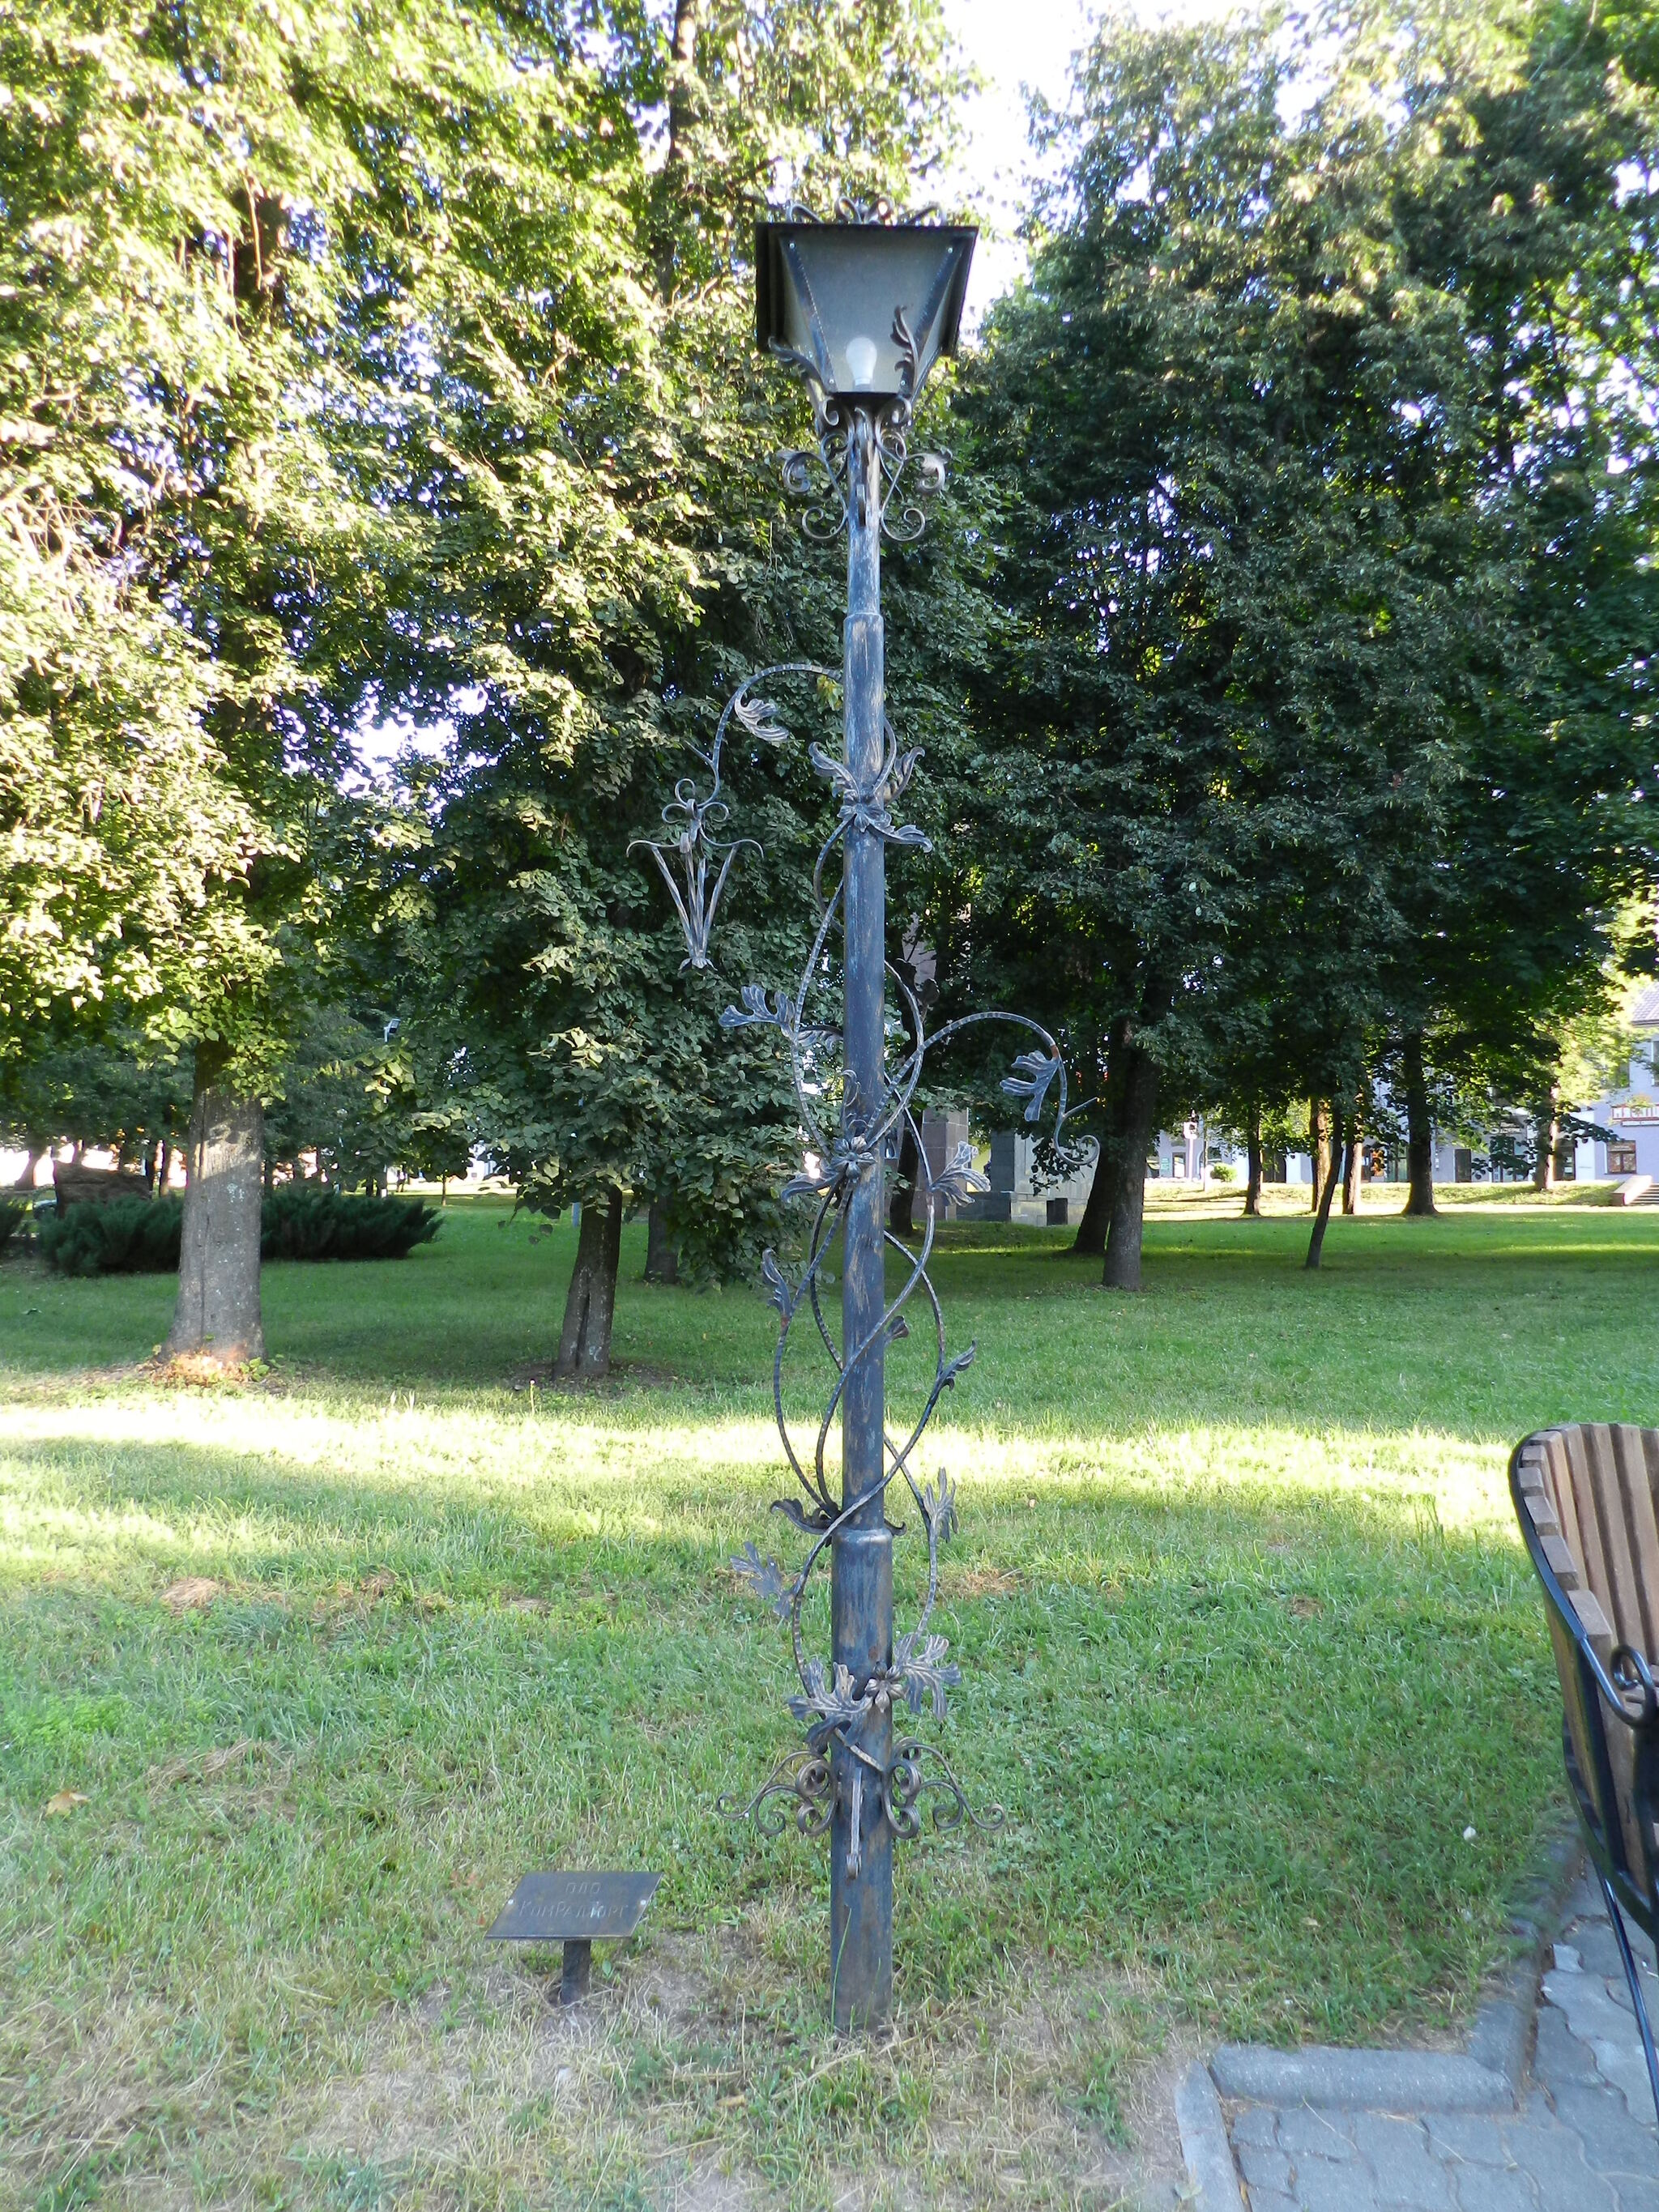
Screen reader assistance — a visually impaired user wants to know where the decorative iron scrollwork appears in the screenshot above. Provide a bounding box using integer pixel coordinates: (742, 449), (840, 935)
(886, 1739), (1006, 1842)
(778, 197), (947, 228)
(773, 308), (949, 543)
(719, 1749), (835, 1840)
(629, 663), (835, 972)
(633, 657), (1111, 1879)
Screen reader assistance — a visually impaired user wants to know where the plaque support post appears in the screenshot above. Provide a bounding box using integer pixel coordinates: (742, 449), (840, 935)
(560, 1938), (592, 2005)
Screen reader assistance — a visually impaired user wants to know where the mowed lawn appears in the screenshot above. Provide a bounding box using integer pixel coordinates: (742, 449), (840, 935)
(1, 1196), (1655, 2210)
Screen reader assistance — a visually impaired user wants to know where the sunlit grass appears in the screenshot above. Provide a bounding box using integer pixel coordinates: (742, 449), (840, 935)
(1, 1199), (1655, 2209)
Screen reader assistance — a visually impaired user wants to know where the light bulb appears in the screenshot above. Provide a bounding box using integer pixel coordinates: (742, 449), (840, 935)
(846, 335), (880, 390)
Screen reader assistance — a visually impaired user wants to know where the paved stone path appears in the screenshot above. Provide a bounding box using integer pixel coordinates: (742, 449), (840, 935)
(1218, 1873), (1659, 2211)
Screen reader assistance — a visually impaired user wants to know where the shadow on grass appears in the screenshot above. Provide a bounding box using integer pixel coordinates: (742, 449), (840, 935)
(4, 1208), (1657, 1447)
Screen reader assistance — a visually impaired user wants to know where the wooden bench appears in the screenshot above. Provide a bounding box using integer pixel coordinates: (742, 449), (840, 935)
(1511, 1424), (1659, 2124)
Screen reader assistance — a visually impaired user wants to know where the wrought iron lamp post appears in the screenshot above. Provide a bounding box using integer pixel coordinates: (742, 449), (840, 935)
(636, 205), (1089, 2033)
(762, 211), (975, 2031)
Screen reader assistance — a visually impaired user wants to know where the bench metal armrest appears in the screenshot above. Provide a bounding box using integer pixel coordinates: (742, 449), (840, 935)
(1600, 1641), (1659, 1733)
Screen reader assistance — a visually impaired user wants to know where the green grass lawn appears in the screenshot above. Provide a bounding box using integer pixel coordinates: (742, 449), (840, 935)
(2, 1196), (1655, 2210)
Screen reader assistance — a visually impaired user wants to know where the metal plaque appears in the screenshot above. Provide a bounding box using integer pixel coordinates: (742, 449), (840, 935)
(486, 1870), (661, 1944)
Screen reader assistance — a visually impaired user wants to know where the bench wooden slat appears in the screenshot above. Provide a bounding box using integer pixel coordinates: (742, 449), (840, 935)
(1572, 1427), (1636, 1645)
(1541, 1531), (1583, 1589)
(1543, 1431), (1585, 1570)
(1563, 1427), (1610, 1613)
(1576, 1426), (1659, 1660)
(1523, 1488), (1562, 1539)
(1612, 1425), (1659, 1659)
(1570, 1584), (1614, 1644)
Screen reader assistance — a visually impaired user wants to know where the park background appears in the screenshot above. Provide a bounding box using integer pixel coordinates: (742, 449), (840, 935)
(5, 0), (1659, 2203)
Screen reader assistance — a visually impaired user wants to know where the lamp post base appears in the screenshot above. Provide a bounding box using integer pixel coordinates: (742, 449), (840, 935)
(830, 1524), (893, 2031)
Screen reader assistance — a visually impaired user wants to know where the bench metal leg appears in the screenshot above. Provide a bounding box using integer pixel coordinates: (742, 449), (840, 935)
(1597, 1868), (1659, 2130)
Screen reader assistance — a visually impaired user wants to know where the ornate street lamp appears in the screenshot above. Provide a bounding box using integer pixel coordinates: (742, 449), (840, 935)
(635, 204), (1088, 2032)
(755, 215), (975, 403)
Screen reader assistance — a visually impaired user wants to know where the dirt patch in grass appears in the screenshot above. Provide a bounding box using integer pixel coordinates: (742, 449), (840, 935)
(944, 1566), (1025, 1599)
(2, 1920), (1184, 2209)
(292, 1931), (1186, 2210)
(145, 1737), (282, 1790)
(141, 1352), (292, 1392)
(158, 1575), (223, 1611)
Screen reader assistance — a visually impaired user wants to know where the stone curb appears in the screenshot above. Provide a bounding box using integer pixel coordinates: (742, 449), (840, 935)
(1208, 2043), (1512, 2113)
(1174, 2061), (1247, 2210)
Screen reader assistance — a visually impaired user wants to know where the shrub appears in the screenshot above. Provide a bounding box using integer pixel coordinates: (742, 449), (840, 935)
(39, 1187), (441, 1274)
(0, 1199), (28, 1256)
(38, 1196), (183, 1276)
(260, 1184), (441, 1263)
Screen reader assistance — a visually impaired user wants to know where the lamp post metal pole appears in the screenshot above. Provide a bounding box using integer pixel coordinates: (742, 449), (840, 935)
(830, 407), (894, 2031)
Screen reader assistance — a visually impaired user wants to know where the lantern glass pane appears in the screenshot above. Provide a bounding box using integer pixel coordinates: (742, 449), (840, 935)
(779, 229), (962, 398)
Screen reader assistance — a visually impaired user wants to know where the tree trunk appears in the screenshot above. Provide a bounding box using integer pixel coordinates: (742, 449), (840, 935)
(1305, 1115), (1347, 1270)
(557, 1194), (623, 1379)
(653, 0), (700, 296)
(1309, 1100), (1332, 1214)
(1533, 1084), (1560, 1192)
(1072, 1145), (1111, 1255)
(667, 0), (699, 159)
(1102, 1045), (1160, 1291)
(889, 1122), (920, 1237)
(167, 1046), (265, 1366)
(1244, 1102), (1263, 1217)
(1401, 1030), (1437, 1217)
(1342, 1114), (1363, 1215)
(644, 1197), (680, 1284)
(10, 1147), (37, 1191)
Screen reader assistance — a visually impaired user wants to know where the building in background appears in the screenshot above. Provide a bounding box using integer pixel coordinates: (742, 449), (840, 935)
(1577, 982), (1659, 1182)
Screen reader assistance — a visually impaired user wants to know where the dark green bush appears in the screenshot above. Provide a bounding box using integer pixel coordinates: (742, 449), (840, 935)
(0, 1199), (28, 1256)
(260, 1183), (441, 1262)
(38, 1196), (183, 1276)
(39, 1187), (441, 1274)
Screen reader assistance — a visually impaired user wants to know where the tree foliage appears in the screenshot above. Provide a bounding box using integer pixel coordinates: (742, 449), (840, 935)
(392, 0), (970, 1306)
(13, 0), (1659, 1342)
(927, 0), (1659, 1278)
